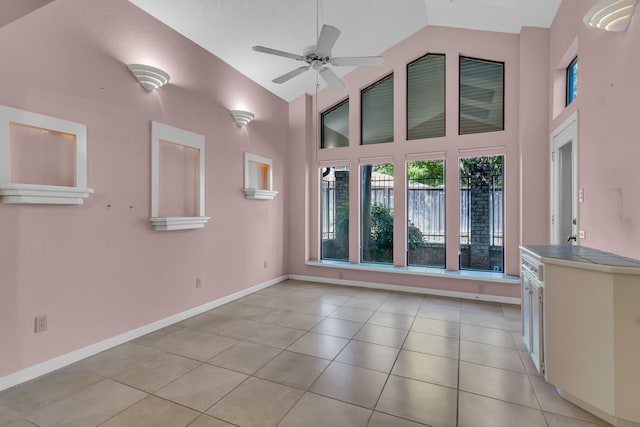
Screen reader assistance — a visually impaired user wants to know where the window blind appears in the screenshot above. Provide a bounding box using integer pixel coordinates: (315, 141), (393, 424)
(459, 57), (504, 135)
(407, 54), (445, 140)
(361, 74), (394, 145)
(321, 99), (349, 149)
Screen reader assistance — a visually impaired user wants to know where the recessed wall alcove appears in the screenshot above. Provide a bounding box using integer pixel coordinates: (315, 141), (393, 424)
(243, 152), (278, 200)
(150, 121), (209, 230)
(0, 105), (93, 204)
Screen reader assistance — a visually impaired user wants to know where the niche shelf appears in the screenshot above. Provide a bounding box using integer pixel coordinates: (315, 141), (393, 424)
(0, 105), (93, 204)
(150, 121), (209, 231)
(243, 152), (278, 200)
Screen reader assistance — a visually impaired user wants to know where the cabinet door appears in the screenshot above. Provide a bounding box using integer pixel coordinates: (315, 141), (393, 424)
(530, 282), (544, 374)
(522, 274), (532, 352)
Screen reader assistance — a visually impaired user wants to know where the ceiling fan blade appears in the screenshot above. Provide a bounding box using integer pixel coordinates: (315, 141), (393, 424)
(316, 24), (341, 56)
(330, 56), (384, 67)
(319, 67), (345, 91)
(272, 66), (311, 84)
(253, 45), (306, 61)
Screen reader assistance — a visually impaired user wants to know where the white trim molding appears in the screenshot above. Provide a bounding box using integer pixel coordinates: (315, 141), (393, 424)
(150, 121), (210, 230)
(0, 105), (93, 204)
(0, 275), (288, 392)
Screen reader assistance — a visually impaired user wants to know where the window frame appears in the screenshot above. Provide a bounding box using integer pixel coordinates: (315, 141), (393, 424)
(320, 97), (350, 149)
(458, 56), (505, 136)
(360, 73), (395, 146)
(566, 56), (578, 106)
(406, 53), (446, 141)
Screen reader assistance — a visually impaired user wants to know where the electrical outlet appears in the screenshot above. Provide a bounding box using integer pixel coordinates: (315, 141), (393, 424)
(34, 315), (47, 333)
(195, 277), (202, 288)
(579, 230), (586, 239)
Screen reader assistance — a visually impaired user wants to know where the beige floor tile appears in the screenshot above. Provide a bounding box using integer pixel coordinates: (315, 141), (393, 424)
(315, 294), (352, 305)
(0, 407), (37, 427)
(74, 343), (159, 378)
(310, 362), (387, 409)
(391, 350), (458, 388)
(501, 304), (522, 320)
(460, 324), (516, 348)
(287, 332), (349, 359)
(0, 365), (103, 417)
(543, 411), (612, 427)
(187, 414), (236, 427)
(246, 323), (306, 349)
(460, 340), (525, 372)
(411, 317), (459, 338)
(134, 325), (185, 347)
(211, 302), (275, 320)
(458, 391), (547, 427)
(262, 310), (324, 330)
(367, 412), (426, 427)
(278, 392), (371, 427)
(458, 361), (539, 409)
(139, 328), (239, 361)
(255, 351), (330, 390)
(352, 289), (391, 300)
(376, 375), (457, 427)
(343, 297), (385, 310)
(335, 340), (400, 373)
(26, 379), (146, 427)
(460, 312), (509, 330)
(416, 306), (460, 323)
(177, 312), (235, 333)
(511, 331), (528, 351)
(377, 301), (420, 316)
(421, 296), (461, 310)
(329, 306), (375, 322)
(111, 349), (200, 392)
(155, 364), (247, 411)
(208, 318), (266, 341)
(354, 324), (409, 348)
(529, 375), (608, 424)
(208, 341), (281, 374)
(100, 395), (199, 427)
(295, 301), (340, 316)
(460, 300), (504, 316)
(367, 311), (414, 330)
(207, 377), (303, 427)
(403, 331), (459, 359)
(518, 350), (543, 376)
(311, 318), (364, 339)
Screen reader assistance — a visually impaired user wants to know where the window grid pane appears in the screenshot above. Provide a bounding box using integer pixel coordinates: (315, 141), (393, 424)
(321, 166), (349, 261)
(361, 163), (394, 264)
(566, 57), (578, 106)
(459, 57), (504, 135)
(407, 54), (445, 140)
(361, 74), (394, 145)
(321, 99), (349, 149)
(407, 160), (445, 268)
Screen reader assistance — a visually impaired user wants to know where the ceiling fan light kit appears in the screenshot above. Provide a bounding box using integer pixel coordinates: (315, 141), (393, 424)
(253, 24), (383, 91)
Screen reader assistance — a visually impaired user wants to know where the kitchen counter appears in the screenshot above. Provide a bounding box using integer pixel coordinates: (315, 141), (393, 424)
(521, 245), (640, 274)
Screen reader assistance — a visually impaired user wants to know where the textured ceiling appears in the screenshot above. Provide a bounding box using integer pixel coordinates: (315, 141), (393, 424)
(128, 0), (562, 102)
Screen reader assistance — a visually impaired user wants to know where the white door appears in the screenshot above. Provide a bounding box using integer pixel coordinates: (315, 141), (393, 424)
(551, 112), (578, 245)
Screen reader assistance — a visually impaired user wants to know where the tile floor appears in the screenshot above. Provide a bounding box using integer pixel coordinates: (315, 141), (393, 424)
(0, 280), (612, 427)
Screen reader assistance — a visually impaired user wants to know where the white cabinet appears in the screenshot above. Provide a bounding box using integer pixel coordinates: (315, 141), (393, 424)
(521, 254), (544, 375)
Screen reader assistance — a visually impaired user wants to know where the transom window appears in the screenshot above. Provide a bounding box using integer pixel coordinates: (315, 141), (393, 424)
(566, 56), (578, 106)
(459, 56), (504, 135)
(361, 74), (394, 145)
(321, 99), (349, 149)
(407, 54), (446, 140)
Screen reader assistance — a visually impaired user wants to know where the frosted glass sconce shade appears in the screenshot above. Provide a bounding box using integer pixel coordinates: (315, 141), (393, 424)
(230, 110), (255, 127)
(127, 64), (171, 90)
(584, 0), (638, 31)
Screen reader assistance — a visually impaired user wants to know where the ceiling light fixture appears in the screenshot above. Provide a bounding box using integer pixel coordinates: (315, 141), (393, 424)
(584, 0), (638, 31)
(127, 64), (170, 90)
(230, 110), (255, 127)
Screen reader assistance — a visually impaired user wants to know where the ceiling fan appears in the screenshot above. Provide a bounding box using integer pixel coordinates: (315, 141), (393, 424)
(252, 24), (384, 91)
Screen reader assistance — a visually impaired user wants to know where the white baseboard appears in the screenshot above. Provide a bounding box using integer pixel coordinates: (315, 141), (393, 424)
(289, 274), (521, 305)
(0, 275), (287, 392)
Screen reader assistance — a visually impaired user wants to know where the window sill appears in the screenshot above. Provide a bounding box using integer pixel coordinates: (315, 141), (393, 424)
(304, 260), (520, 284)
(150, 216), (210, 231)
(0, 183), (94, 205)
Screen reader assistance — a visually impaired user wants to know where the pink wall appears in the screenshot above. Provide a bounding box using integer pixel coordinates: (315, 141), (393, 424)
(288, 24), (532, 296)
(550, 0), (640, 259)
(0, 0), (289, 377)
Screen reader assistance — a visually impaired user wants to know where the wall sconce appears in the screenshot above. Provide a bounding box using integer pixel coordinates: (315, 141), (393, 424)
(584, 0), (638, 31)
(230, 110), (255, 127)
(127, 64), (170, 90)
